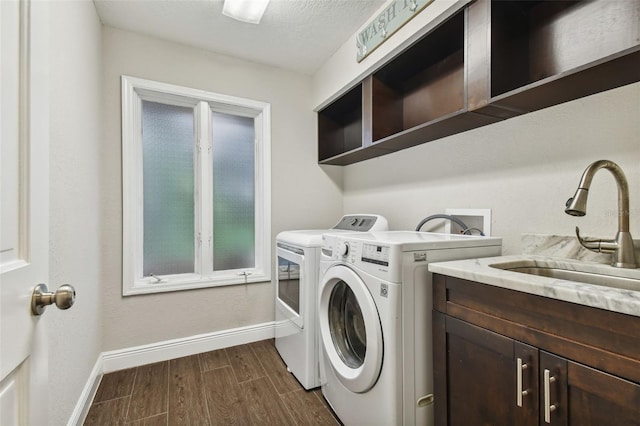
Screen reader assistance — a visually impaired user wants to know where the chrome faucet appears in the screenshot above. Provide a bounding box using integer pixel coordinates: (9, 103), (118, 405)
(565, 160), (636, 268)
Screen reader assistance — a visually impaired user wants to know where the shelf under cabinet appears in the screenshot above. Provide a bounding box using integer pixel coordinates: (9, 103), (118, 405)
(371, 109), (500, 153)
(488, 44), (640, 115)
(318, 144), (395, 166)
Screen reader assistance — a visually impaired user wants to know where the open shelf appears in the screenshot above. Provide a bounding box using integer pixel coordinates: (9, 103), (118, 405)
(317, 84), (364, 163)
(318, 8), (499, 165)
(317, 0), (640, 165)
(487, 0), (640, 114)
(370, 9), (501, 153)
(371, 12), (465, 142)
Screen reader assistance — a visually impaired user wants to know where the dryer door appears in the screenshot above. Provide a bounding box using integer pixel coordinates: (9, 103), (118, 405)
(319, 265), (383, 393)
(276, 245), (305, 329)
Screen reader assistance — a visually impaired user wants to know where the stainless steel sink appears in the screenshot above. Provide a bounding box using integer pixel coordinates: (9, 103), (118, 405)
(489, 259), (640, 292)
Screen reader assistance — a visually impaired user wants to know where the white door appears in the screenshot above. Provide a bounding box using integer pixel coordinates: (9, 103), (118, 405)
(1, 0), (50, 424)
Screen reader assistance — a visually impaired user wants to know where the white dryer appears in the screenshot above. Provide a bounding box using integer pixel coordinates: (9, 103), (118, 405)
(275, 215), (388, 390)
(318, 231), (502, 425)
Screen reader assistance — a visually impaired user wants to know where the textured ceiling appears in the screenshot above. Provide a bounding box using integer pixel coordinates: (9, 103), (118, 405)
(93, 0), (386, 75)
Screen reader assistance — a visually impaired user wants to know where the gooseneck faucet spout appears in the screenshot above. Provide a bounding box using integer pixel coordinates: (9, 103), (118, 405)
(565, 160), (636, 268)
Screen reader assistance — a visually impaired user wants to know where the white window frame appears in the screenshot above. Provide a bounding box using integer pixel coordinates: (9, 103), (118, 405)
(121, 75), (271, 296)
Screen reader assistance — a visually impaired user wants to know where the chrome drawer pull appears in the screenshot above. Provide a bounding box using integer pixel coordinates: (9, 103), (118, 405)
(543, 369), (557, 423)
(516, 358), (529, 407)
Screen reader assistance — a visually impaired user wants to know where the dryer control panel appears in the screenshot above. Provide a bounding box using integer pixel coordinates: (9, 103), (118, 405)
(332, 214), (388, 232)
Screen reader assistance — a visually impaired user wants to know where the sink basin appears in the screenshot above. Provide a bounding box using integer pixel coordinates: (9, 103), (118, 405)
(489, 259), (640, 292)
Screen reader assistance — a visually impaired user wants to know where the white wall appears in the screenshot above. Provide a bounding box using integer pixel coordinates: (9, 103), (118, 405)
(49, 0), (103, 423)
(100, 27), (343, 351)
(341, 82), (640, 255)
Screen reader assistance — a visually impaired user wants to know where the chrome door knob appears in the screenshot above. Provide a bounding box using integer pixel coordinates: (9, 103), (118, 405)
(31, 283), (76, 315)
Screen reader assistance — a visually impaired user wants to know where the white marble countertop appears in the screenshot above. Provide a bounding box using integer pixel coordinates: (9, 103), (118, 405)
(428, 255), (640, 318)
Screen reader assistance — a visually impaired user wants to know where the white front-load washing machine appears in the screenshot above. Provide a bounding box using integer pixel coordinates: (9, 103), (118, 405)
(318, 231), (502, 425)
(274, 215), (388, 390)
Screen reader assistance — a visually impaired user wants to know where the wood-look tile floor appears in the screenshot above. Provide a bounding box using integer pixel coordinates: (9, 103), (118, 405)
(84, 339), (340, 426)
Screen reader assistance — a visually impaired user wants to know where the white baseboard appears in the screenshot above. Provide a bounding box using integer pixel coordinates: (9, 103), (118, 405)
(102, 320), (275, 373)
(67, 356), (103, 426)
(69, 321), (275, 425)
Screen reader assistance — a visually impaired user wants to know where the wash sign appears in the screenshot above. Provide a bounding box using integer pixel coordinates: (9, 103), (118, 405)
(357, 0), (434, 62)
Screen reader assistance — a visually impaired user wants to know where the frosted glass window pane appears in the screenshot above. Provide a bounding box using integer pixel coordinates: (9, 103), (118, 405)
(211, 111), (255, 271)
(142, 101), (195, 276)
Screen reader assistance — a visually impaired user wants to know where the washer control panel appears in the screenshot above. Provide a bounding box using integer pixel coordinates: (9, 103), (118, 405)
(361, 243), (390, 267)
(322, 235), (398, 280)
(322, 235), (360, 263)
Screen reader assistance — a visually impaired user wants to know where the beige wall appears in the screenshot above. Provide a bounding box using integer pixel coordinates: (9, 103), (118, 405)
(49, 0), (103, 423)
(100, 27), (343, 351)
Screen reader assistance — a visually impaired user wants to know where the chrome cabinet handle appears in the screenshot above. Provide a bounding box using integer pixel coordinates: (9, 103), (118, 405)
(543, 369), (557, 423)
(31, 283), (76, 315)
(416, 394), (434, 407)
(516, 358), (529, 407)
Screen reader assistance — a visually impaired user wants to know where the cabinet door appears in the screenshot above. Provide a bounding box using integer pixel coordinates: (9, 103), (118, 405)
(567, 362), (640, 426)
(435, 314), (538, 426)
(539, 352), (568, 425)
(540, 351), (640, 426)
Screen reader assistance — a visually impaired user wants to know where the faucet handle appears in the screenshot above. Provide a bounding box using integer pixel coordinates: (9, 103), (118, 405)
(575, 227), (617, 254)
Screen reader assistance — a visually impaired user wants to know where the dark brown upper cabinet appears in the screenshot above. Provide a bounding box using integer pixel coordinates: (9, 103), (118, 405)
(318, 0), (640, 165)
(318, 7), (501, 165)
(469, 0), (640, 118)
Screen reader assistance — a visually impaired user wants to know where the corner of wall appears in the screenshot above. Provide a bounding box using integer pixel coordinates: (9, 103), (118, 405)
(311, 0), (471, 109)
(49, 0), (105, 424)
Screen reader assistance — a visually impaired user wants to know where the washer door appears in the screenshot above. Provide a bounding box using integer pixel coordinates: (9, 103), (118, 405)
(319, 265), (383, 393)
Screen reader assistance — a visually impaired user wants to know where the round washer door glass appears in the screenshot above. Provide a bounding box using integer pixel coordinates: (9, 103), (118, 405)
(328, 281), (366, 368)
(319, 265), (383, 393)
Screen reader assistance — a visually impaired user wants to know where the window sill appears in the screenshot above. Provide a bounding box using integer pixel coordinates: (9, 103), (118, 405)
(123, 273), (270, 296)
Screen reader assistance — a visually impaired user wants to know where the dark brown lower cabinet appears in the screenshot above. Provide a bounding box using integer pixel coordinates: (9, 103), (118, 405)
(433, 274), (640, 426)
(439, 316), (538, 425)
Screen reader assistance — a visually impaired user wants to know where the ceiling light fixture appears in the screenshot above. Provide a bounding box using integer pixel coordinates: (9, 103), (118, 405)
(222, 0), (270, 24)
